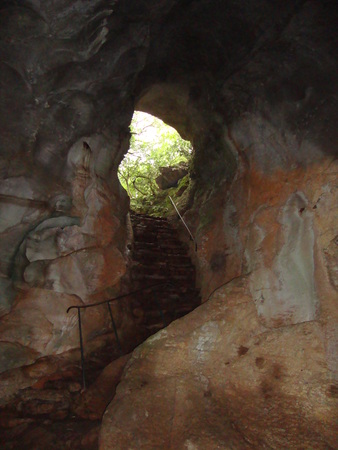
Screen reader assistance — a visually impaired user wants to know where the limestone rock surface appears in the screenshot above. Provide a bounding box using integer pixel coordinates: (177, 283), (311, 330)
(100, 276), (337, 449)
(0, 289), (83, 373)
(0, 1), (337, 446)
(156, 165), (188, 190)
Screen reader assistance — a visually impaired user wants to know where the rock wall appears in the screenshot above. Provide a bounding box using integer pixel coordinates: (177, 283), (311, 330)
(101, 1), (337, 448)
(100, 150), (338, 448)
(0, 0), (155, 373)
(0, 139), (133, 373)
(0, 0), (337, 447)
(100, 279), (337, 449)
(100, 164), (337, 449)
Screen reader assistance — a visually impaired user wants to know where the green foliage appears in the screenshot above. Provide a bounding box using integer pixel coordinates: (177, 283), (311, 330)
(118, 111), (192, 215)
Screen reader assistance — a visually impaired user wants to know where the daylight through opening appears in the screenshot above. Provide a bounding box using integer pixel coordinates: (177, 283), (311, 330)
(118, 111), (193, 217)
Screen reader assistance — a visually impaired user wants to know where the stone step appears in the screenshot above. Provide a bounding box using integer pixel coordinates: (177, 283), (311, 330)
(134, 238), (182, 247)
(132, 252), (192, 265)
(131, 274), (196, 283)
(131, 282), (199, 295)
(134, 224), (177, 232)
(131, 288), (200, 305)
(132, 262), (195, 277)
(133, 243), (188, 254)
(0, 210), (201, 450)
(131, 213), (169, 223)
(132, 291), (200, 304)
(133, 225), (178, 234)
(132, 261), (192, 271)
(130, 211), (200, 337)
(143, 304), (199, 319)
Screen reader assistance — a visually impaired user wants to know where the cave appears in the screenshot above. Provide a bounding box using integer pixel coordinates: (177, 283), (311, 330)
(0, 0), (337, 449)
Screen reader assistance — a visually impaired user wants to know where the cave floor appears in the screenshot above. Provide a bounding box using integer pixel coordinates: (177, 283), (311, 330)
(0, 342), (116, 450)
(1, 213), (201, 449)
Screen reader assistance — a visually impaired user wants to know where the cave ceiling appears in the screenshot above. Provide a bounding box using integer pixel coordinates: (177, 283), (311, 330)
(0, 0), (337, 177)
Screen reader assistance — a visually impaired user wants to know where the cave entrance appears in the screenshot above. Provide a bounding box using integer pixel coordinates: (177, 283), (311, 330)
(118, 111), (193, 217)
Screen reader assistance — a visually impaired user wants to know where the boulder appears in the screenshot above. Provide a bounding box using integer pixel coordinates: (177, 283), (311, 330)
(100, 276), (337, 449)
(155, 165), (188, 190)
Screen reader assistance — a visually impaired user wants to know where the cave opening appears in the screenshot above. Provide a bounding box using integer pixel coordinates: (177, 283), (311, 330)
(0, 0), (337, 448)
(118, 110), (193, 217)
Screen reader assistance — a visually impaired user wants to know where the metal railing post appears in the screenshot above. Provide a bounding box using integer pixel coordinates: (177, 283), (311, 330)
(107, 302), (123, 355)
(77, 308), (86, 390)
(67, 281), (177, 386)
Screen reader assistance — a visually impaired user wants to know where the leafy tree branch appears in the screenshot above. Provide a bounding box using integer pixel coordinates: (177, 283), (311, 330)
(118, 111), (192, 214)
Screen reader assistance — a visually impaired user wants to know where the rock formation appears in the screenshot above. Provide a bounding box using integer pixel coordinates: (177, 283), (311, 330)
(0, 0), (337, 448)
(156, 164), (188, 190)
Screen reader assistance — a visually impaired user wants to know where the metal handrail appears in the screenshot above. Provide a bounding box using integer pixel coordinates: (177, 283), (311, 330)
(66, 282), (171, 312)
(67, 281), (174, 389)
(169, 196), (197, 251)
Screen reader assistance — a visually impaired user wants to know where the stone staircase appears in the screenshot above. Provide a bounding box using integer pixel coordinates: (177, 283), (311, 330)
(0, 213), (200, 449)
(130, 212), (200, 335)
